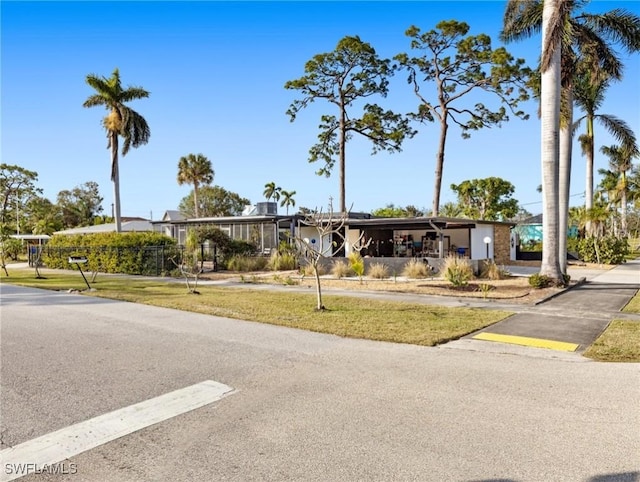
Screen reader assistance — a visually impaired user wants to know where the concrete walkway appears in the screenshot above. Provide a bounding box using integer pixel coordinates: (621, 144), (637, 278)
(445, 259), (640, 358)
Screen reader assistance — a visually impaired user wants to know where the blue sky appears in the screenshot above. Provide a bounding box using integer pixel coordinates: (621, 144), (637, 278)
(2, 1), (639, 220)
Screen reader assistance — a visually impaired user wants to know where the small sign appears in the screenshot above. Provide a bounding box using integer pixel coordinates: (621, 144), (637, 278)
(68, 256), (88, 264)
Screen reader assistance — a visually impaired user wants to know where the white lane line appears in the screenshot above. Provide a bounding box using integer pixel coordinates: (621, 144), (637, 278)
(1, 380), (234, 481)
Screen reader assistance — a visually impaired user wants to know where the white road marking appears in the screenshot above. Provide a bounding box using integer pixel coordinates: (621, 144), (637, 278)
(1, 380), (234, 481)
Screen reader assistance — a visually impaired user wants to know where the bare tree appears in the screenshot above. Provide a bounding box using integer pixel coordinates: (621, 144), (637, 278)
(294, 202), (369, 310)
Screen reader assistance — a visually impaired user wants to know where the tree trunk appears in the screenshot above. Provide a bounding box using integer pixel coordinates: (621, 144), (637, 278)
(339, 103), (347, 214)
(193, 182), (200, 218)
(313, 262), (324, 310)
(584, 115), (595, 235)
(431, 118), (448, 217)
(558, 91), (573, 273)
(621, 175), (628, 236)
(539, 0), (563, 283)
(110, 132), (122, 233)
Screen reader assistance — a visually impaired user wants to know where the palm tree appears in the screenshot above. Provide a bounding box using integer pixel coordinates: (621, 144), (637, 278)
(83, 68), (150, 232)
(263, 182), (281, 203)
(279, 190), (296, 215)
(599, 143), (640, 236)
(177, 153), (214, 218)
(502, 0), (640, 277)
(537, 0), (564, 283)
(573, 75), (638, 228)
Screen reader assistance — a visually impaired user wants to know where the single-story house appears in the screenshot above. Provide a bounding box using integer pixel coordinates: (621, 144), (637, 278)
(154, 203), (518, 266)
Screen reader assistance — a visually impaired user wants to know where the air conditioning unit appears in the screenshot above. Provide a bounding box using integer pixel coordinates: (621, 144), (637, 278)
(256, 202), (277, 215)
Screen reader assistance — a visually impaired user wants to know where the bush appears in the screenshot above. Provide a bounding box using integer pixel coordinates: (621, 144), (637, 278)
(480, 261), (510, 280)
(348, 252), (365, 279)
(331, 260), (352, 278)
(402, 258), (430, 279)
(368, 262), (389, 279)
(226, 255), (268, 272)
(577, 236), (629, 264)
(528, 273), (551, 289)
(267, 250), (297, 271)
(42, 232), (177, 275)
(301, 262), (326, 277)
(442, 255), (473, 287)
(0, 238), (23, 261)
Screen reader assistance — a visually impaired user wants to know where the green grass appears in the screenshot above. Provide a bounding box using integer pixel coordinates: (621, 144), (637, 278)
(622, 290), (640, 314)
(1, 268), (509, 347)
(584, 320), (640, 362)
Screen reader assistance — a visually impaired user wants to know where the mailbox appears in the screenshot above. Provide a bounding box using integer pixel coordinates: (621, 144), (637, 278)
(68, 256), (90, 289)
(68, 256), (88, 264)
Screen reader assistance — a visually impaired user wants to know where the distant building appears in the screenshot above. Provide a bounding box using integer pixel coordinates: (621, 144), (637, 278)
(54, 218), (156, 235)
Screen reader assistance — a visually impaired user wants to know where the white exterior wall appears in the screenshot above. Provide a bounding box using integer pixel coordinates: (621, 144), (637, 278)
(298, 226), (334, 256)
(470, 225), (494, 260)
(345, 228), (362, 256)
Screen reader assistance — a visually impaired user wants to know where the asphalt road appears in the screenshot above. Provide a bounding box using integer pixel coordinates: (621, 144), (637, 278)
(1, 284), (639, 482)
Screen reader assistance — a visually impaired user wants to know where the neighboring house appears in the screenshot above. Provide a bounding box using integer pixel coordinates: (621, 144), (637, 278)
(513, 214), (543, 248)
(155, 203), (291, 253)
(514, 214), (578, 249)
(54, 218), (156, 235)
(155, 203), (518, 265)
(158, 210), (187, 242)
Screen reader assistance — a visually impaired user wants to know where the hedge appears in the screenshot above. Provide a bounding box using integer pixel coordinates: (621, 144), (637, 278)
(43, 232), (180, 275)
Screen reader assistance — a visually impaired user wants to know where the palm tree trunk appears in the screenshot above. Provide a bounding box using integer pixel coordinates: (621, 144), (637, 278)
(431, 118), (448, 217)
(558, 91), (573, 273)
(621, 181), (628, 236)
(540, 0), (563, 283)
(110, 132), (122, 233)
(584, 116), (595, 235)
(193, 182), (200, 218)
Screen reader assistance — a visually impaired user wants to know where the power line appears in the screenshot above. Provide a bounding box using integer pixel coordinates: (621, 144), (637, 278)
(520, 192), (585, 207)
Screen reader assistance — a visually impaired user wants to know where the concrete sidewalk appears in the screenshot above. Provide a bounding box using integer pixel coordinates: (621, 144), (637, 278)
(445, 259), (640, 358)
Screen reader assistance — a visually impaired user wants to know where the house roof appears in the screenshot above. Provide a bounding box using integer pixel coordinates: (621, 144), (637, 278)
(153, 214), (296, 225)
(162, 210), (186, 222)
(152, 213), (515, 230)
(520, 214), (543, 225)
(341, 216), (515, 230)
(54, 220), (155, 235)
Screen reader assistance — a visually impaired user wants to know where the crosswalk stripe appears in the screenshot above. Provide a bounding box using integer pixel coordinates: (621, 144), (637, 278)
(1, 380), (234, 481)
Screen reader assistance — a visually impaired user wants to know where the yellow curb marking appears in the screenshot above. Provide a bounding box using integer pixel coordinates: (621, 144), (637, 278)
(472, 332), (579, 352)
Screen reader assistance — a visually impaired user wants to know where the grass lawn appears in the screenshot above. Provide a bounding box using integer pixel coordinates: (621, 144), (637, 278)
(0, 269), (510, 347)
(622, 289), (640, 313)
(584, 320), (640, 362)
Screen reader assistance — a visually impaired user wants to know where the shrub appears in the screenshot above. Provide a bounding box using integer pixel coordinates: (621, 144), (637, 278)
(267, 250), (297, 271)
(368, 262), (389, 279)
(348, 252), (365, 279)
(226, 255), (268, 272)
(442, 255), (473, 287)
(577, 236), (629, 265)
(0, 238), (23, 261)
(402, 258), (429, 279)
(528, 273), (551, 289)
(301, 262), (326, 277)
(480, 261), (510, 280)
(477, 283), (495, 298)
(331, 260), (352, 278)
